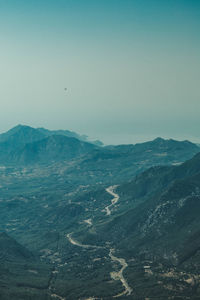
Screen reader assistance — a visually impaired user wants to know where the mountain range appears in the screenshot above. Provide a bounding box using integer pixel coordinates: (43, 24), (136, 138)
(0, 125), (99, 165)
(0, 125), (199, 299)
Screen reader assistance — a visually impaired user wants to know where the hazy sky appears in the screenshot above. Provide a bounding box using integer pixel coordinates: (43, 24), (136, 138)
(0, 0), (200, 144)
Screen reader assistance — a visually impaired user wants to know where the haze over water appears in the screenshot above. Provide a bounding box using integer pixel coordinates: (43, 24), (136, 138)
(0, 0), (200, 144)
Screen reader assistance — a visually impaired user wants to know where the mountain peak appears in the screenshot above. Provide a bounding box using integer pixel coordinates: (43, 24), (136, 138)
(5, 124), (34, 134)
(0, 124), (45, 146)
(152, 137), (166, 144)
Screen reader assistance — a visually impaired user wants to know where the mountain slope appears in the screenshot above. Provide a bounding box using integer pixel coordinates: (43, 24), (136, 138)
(0, 125), (101, 165)
(0, 231), (33, 262)
(0, 124), (103, 147)
(70, 152), (200, 299)
(0, 232), (51, 300)
(0, 125), (45, 146)
(0, 126), (199, 298)
(96, 152), (200, 256)
(0, 126), (199, 170)
(65, 137), (200, 185)
(37, 127), (103, 146)
(10, 135), (98, 165)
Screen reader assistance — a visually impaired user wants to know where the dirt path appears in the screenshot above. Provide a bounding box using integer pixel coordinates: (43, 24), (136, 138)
(66, 233), (103, 249)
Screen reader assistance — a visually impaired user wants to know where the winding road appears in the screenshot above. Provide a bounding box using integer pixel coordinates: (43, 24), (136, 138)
(104, 185), (119, 215)
(66, 186), (132, 299)
(109, 249), (132, 297)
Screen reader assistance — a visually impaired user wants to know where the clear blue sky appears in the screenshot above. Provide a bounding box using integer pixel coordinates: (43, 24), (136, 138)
(0, 0), (200, 144)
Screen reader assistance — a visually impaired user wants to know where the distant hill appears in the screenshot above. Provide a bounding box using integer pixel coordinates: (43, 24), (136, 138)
(9, 134), (97, 165)
(0, 126), (198, 168)
(37, 126), (103, 146)
(106, 137), (199, 162)
(0, 125), (45, 147)
(0, 125), (98, 165)
(0, 124), (103, 147)
(71, 137), (200, 184)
